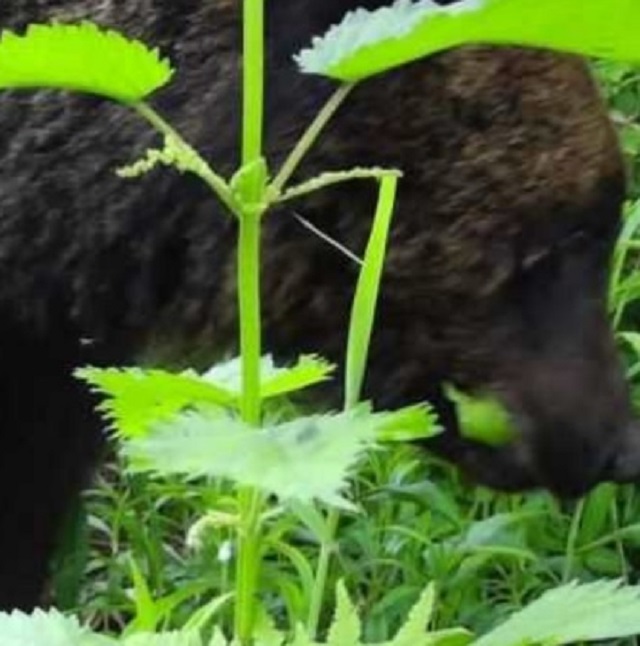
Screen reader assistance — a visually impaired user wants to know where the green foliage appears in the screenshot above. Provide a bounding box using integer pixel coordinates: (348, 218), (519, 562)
(297, 0), (640, 81)
(345, 175), (398, 408)
(0, 608), (112, 646)
(203, 356), (335, 400)
(8, 2), (640, 646)
(474, 580), (640, 646)
(121, 408), (375, 509)
(76, 356), (336, 438)
(0, 23), (172, 102)
(76, 367), (237, 438)
(118, 404), (436, 509)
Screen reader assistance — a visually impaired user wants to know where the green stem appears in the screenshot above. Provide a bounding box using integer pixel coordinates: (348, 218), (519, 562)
(270, 83), (355, 196)
(242, 0), (265, 166)
(234, 204), (264, 646)
(235, 486), (264, 643)
(307, 508), (340, 638)
(134, 102), (238, 215)
(609, 497), (630, 580)
(238, 211), (263, 426)
(563, 499), (585, 582)
(235, 1), (266, 642)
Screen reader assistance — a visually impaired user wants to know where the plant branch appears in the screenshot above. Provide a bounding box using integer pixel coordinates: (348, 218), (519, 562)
(270, 83), (355, 196)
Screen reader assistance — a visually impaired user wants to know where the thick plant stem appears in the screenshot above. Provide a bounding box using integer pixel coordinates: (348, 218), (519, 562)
(234, 209), (265, 645)
(238, 210), (263, 426)
(242, 0), (264, 166)
(235, 0), (266, 643)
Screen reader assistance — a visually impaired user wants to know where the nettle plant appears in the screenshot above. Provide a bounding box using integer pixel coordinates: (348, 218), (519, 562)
(3, 0), (640, 644)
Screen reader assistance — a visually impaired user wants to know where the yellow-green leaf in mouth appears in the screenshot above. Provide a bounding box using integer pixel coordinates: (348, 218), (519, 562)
(446, 385), (515, 446)
(296, 0), (640, 82)
(0, 22), (173, 103)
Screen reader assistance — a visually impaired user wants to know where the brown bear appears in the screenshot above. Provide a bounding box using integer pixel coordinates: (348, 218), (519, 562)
(0, 0), (637, 609)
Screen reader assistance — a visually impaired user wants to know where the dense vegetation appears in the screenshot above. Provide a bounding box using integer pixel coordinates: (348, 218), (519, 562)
(4, 2), (640, 644)
(47, 61), (640, 641)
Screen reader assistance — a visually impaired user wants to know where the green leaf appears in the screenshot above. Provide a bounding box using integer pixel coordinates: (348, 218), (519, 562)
(345, 175), (398, 408)
(473, 580), (640, 646)
(421, 628), (474, 646)
(75, 367), (237, 438)
(0, 608), (112, 646)
(126, 557), (159, 634)
(261, 355), (336, 399)
(181, 593), (234, 633)
(327, 581), (362, 646)
(388, 584), (435, 646)
(374, 403), (441, 442)
(208, 629), (229, 646)
(446, 386), (515, 446)
(296, 0), (640, 82)
(253, 605), (285, 646)
(122, 408), (377, 508)
(203, 355), (335, 400)
(290, 623), (320, 646)
(0, 22), (172, 102)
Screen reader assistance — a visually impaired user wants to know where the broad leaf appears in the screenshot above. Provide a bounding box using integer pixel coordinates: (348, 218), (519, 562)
(473, 580), (640, 646)
(76, 367), (236, 438)
(0, 608), (111, 646)
(122, 408), (378, 508)
(0, 22), (172, 102)
(204, 355), (335, 399)
(297, 0), (640, 81)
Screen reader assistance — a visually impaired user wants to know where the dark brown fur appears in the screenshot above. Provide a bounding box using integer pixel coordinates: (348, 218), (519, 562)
(0, 0), (636, 609)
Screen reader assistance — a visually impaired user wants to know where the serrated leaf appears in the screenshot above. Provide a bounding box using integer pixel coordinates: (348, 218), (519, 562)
(253, 605), (285, 646)
(290, 623), (319, 646)
(473, 580), (640, 646)
(374, 403), (441, 442)
(296, 0), (640, 82)
(327, 581), (362, 646)
(208, 629), (228, 646)
(122, 408), (377, 508)
(0, 22), (172, 102)
(0, 608), (111, 646)
(260, 355), (335, 399)
(388, 584), (435, 646)
(203, 355), (335, 400)
(76, 367), (237, 438)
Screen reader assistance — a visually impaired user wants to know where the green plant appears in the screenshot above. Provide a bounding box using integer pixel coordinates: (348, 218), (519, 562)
(5, 0), (640, 644)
